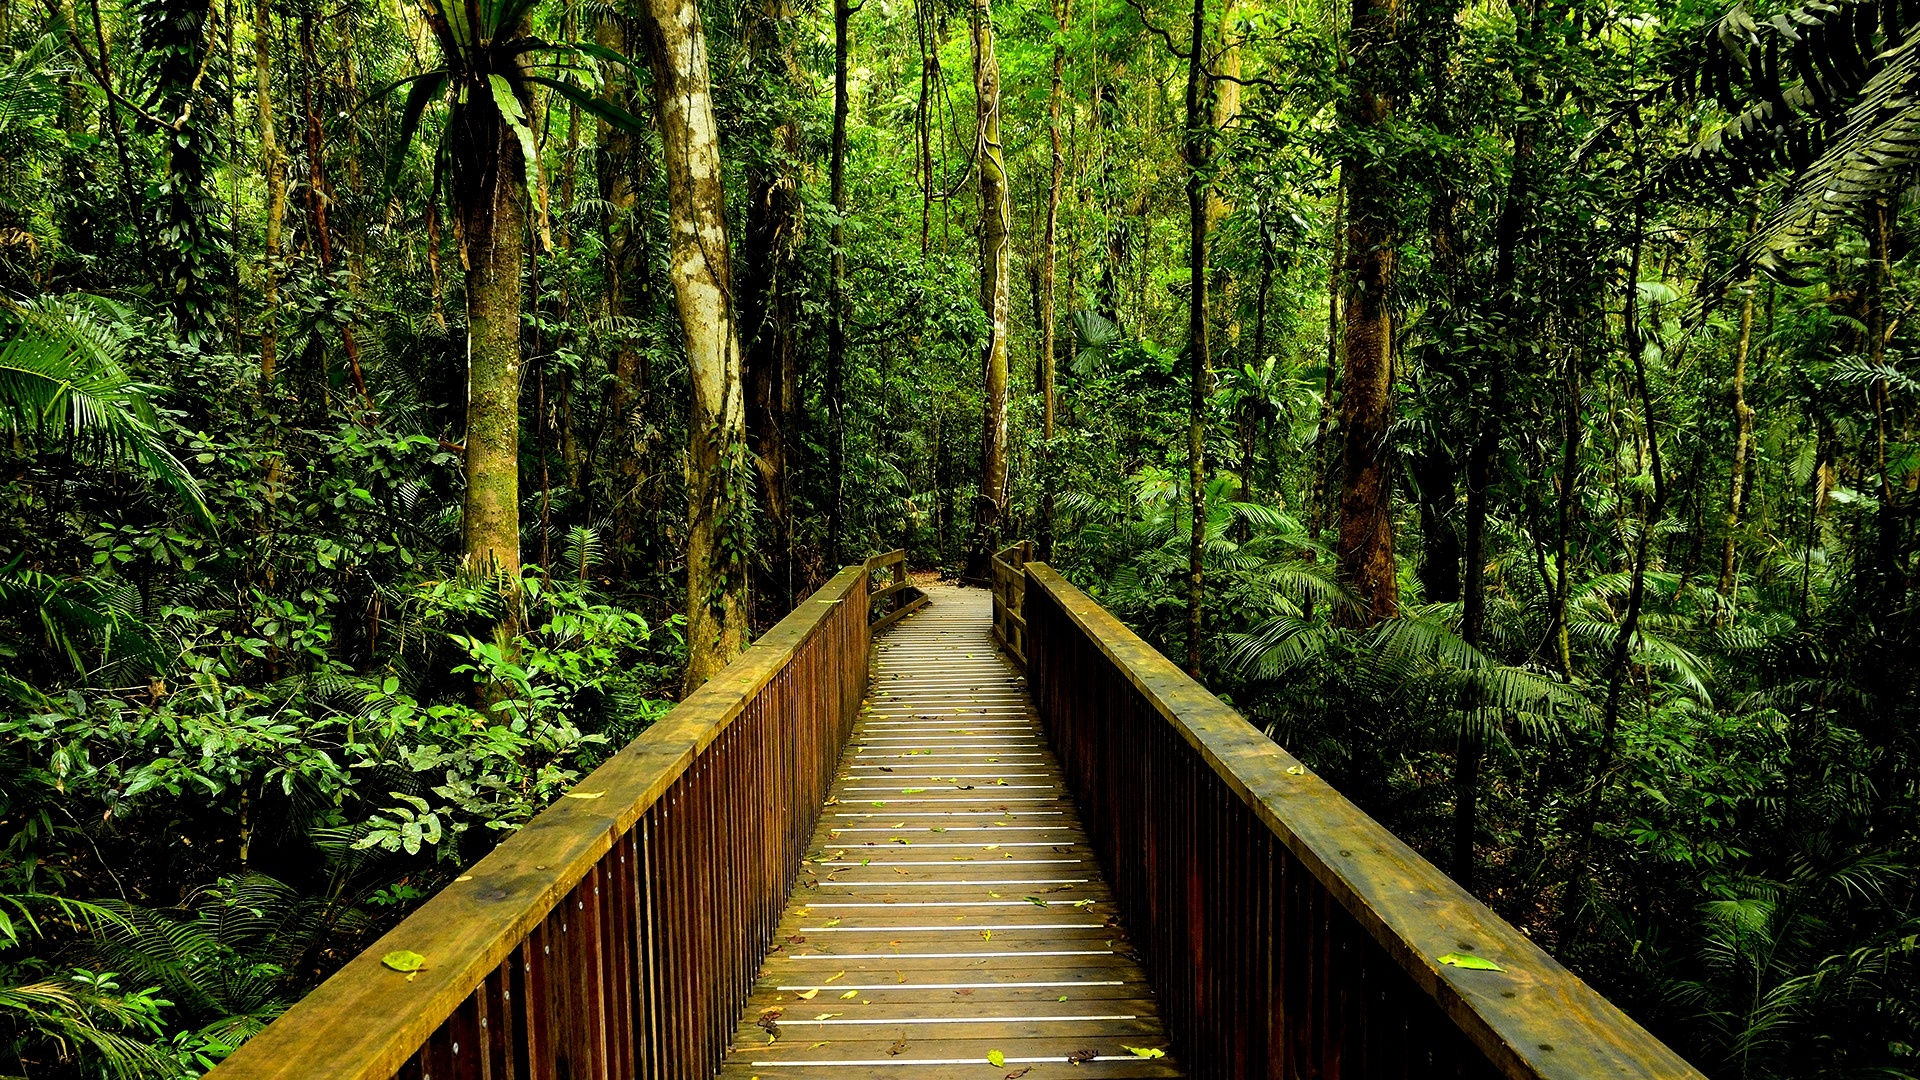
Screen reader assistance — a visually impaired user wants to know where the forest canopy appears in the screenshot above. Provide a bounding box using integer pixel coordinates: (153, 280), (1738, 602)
(0, 0), (1915, 1068)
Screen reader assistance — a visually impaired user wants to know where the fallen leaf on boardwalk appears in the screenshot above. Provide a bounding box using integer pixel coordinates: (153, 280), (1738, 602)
(987, 1050), (1007, 1067)
(796, 989), (819, 1000)
(808, 1041), (829, 1049)
(887, 1036), (908, 1057)
(1025, 896), (1048, 907)
(1058, 996), (1068, 1001)
(1438, 952), (1505, 971)
(813, 1013), (839, 1020)
(1066, 1049), (1098, 1064)
(381, 950), (426, 973)
(839, 989), (859, 999)
(757, 1008), (782, 1037)
(904, 788), (926, 794)
(1124, 1046), (1167, 1059)
(980, 929), (993, 941)
(787, 935), (807, 943)
(826, 971), (846, 983)
(954, 988), (974, 996)
(562, 790), (605, 800)
(1005, 1069), (1032, 1079)
(824, 918), (842, 927)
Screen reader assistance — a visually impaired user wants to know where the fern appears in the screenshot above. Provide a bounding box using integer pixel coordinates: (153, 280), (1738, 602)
(0, 299), (211, 527)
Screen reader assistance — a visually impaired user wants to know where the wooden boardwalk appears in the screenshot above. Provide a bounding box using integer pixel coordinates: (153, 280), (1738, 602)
(720, 586), (1183, 1078)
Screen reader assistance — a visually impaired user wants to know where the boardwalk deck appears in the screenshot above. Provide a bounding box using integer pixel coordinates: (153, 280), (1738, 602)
(719, 586), (1183, 1078)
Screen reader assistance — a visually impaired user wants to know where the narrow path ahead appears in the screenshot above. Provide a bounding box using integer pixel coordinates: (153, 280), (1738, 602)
(720, 586), (1182, 1078)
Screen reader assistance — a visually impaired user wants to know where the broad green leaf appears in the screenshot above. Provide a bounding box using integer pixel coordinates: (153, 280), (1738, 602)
(987, 1049), (1007, 1067)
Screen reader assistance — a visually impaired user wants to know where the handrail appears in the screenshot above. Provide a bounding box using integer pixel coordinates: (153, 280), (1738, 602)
(1023, 563), (1706, 1080)
(988, 540), (1031, 665)
(209, 566), (872, 1080)
(864, 548), (928, 631)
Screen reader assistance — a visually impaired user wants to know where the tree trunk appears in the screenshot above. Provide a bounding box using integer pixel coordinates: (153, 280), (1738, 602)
(1311, 181), (1342, 537)
(638, 0), (751, 692)
(1334, 0), (1400, 627)
(963, 0), (1011, 583)
(254, 0), (285, 383)
(1183, 0), (1211, 677)
(448, 73), (529, 596)
(826, 0), (851, 566)
(744, 0), (800, 618)
(595, 10), (648, 580)
(1717, 280), (1756, 601)
(1037, 0), (1066, 563)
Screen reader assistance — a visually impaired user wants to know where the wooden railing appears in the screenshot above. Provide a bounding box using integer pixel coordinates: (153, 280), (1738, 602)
(209, 567), (873, 1080)
(865, 548), (928, 632)
(1022, 562), (1707, 1080)
(988, 539), (1031, 665)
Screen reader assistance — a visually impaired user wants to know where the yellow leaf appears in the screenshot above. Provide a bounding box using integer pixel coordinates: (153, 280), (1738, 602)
(381, 950), (426, 973)
(1124, 1045), (1167, 1059)
(840, 989), (859, 999)
(796, 989), (819, 1000)
(987, 1050), (1007, 1067)
(563, 790), (606, 800)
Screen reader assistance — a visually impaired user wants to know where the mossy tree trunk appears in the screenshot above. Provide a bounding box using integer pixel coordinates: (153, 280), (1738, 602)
(448, 66), (530, 603)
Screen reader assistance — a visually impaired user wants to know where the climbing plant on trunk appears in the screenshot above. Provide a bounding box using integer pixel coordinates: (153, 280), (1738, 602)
(964, 0), (1012, 583)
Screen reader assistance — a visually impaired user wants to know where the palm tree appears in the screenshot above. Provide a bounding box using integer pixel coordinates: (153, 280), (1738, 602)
(380, 0), (645, 591)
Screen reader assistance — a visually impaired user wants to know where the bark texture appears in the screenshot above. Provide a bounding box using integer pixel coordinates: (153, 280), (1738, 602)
(1037, 0), (1066, 563)
(743, 0), (801, 617)
(447, 61), (529, 588)
(1183, 0), (1211, 677)
(963, 0), (1012, 583)
(1334, 0), (1400, 626)
(826, 0), (851, 564)
(638, 0), (751, 691)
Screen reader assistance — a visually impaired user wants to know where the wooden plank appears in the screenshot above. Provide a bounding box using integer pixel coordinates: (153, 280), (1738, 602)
(717, 586), (1185, 1078)
(1024, 564), (1705, 1080)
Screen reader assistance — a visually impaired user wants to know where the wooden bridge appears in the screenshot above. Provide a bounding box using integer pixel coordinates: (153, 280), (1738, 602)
(210, 548), (1706, 1080)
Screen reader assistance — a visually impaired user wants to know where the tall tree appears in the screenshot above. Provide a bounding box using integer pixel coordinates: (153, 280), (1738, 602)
(826, 0), (852, 564)
(253, 0), (286, 382)
(637, 0), (752, 690)
(964, 0), (1012, 582)
(743, 0), (802, 616)
(1333, 0), (1401, 626)
(1036, 0), (1067, 563)
(1182, 0), (1210, 676)
(430, 4), (535, 591)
